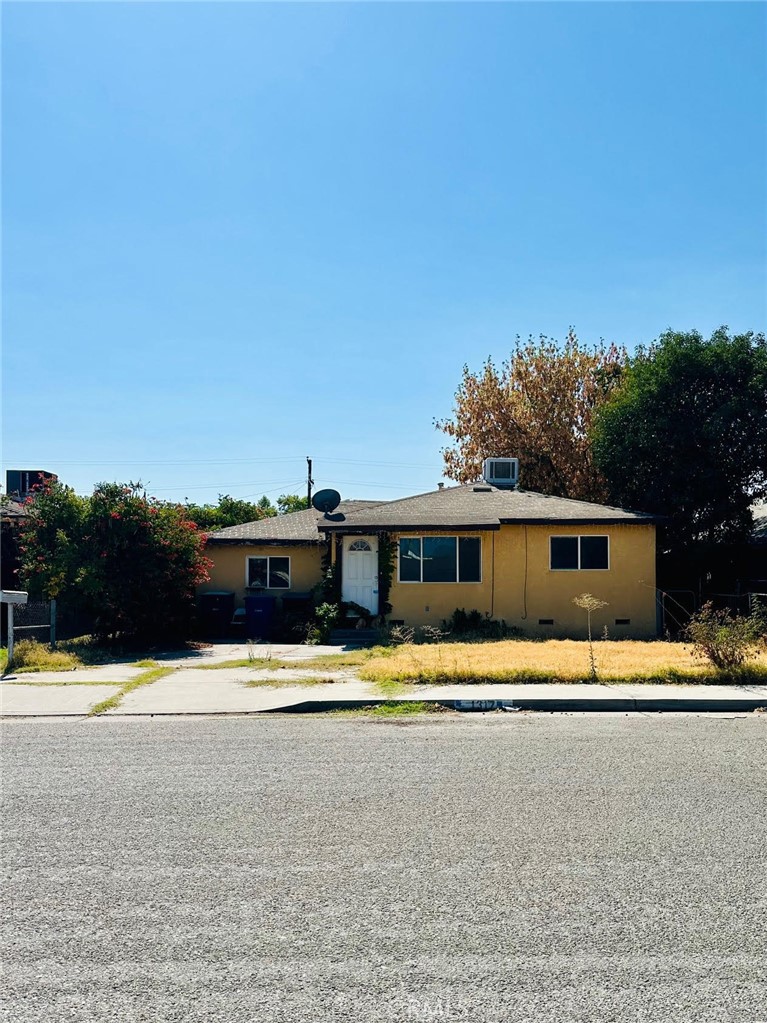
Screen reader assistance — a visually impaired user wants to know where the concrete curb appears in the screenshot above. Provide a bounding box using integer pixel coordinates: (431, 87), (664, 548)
(3, 696), (766, 719)
(260, 695), (767, 714)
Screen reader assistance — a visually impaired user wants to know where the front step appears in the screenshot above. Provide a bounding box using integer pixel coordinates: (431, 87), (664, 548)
(328, 628), (381, 647)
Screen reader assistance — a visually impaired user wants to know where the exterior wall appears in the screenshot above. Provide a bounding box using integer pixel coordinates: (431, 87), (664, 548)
(388, 523), (657, 638)
(200, 544), (325, 607)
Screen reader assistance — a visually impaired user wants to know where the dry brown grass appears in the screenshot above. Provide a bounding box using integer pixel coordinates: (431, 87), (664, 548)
(357, 639), (767, 685)
(1, 639), (82, 674)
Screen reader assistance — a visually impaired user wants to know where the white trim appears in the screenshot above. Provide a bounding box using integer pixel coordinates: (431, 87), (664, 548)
(245, 554), (292, 589)
(549, 535), (610, 571)
(397, 535), (483, 584)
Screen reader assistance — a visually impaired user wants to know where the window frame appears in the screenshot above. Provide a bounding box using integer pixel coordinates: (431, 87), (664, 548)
(549, 535), (610, 572)
(397, 535), (482, 584)
(245, 555), (292, 589)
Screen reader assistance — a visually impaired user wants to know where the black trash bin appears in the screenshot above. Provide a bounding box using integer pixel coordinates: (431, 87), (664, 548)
(198, 591), (235, 639)
(244, 595), (276, 640)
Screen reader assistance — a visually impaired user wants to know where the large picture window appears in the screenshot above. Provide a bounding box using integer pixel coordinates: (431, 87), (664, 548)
(550, 535), (609, 571)
(398, 536), (481, 583)
(246, 556), (291, 589)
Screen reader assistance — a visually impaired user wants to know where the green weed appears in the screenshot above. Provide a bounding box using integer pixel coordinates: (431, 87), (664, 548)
(1, 640), (82, 674)
(89, 666), (175, 715)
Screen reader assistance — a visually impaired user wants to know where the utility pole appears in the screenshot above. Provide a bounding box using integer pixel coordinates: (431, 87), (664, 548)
(307, 456), (313, 508)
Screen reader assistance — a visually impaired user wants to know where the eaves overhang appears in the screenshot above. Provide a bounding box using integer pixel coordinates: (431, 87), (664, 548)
(498, 517), (659, 527)
(204, 537), (323, 547)
(318, 522), (501, 534)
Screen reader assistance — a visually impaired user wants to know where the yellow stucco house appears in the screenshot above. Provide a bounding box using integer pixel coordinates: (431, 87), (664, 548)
(201, 465), (659, 638)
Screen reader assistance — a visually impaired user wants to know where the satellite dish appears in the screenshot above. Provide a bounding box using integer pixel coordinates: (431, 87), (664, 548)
(312, 488), (341, 515)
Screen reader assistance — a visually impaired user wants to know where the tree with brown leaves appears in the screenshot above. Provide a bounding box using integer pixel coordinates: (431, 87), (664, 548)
(436, 330), (626, 502)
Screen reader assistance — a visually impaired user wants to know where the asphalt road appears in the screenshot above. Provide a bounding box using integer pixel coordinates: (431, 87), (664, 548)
(2, 714), (766, 1023)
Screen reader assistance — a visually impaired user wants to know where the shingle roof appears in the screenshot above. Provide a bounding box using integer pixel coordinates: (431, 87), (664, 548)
(0, 499), (27, 521)
(317, 484), (657, 533)
(205, 500), (386, 545)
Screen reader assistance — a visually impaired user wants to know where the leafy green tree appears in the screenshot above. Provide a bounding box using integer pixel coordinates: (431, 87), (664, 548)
(184, 494), (277, 530)
(592, 327), (767, 547)
(20, 482), (211, 640)
(277, 494), (310, 515)
(256, 495), (277, 516)
(436, 331), (626, 501)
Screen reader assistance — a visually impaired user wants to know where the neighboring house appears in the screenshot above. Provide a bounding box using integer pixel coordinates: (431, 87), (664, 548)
(1, 497), (28, 592)
(5, 469), (57, 500)
(1, 498), (29, 643)
(201, 464), (659, 637)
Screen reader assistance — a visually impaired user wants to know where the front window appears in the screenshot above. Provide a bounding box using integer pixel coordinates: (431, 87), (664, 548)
(550, 535), (609, 571)
(247, 556), (291, 588)
(398, 536), (481, 583)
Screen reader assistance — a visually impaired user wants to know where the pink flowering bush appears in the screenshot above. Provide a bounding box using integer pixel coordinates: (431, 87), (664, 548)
(20, 481), (211, 641)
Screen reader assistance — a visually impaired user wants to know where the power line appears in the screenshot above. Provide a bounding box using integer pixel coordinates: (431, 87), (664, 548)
(154, 478), (441, 495)
(5, 455), (443, 470)
(326, 479), (440, 491)
(235, 481), (308, 501)
(147, 477), (305, 493)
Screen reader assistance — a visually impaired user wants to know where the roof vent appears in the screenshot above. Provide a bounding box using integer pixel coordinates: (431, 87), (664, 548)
(473, 484), (492, 493)
(482, 458), (519, 489)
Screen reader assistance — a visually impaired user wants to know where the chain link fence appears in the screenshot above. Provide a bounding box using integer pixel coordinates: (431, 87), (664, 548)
(11, 600), (56, 647)
(659, 589), (767, 635)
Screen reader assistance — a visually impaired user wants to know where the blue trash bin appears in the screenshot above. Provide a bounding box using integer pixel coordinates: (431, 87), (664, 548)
(244, 595), (276, 639)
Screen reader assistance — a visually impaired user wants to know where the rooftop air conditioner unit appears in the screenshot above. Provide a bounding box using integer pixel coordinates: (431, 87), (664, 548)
(482, 458), (519, 489)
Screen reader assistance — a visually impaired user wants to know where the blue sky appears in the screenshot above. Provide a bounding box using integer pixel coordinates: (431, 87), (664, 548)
(3, 2), (765, 504)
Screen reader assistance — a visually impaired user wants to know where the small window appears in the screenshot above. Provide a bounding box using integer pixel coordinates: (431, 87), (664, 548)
(268, 557), (290, 588)
(247, 557), (268, 588)
(550, 535), (609, 571)
(399, 538), (422, 582)
(349, 539), (371, 552)
(458, 537), (481, 583)
(580, 536), (609, 570)
(247, 555), (290, 589)
(538, 618), (554, 625)
(550, 537), (579, 570)
(615, 618), (630, 626)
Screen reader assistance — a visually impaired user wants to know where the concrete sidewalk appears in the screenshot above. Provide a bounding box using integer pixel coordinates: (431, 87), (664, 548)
(0, 683), (122, 716)
(2, 663), (766, 717)
(151, 642), (350, 667)
(113, 671), (767, 715)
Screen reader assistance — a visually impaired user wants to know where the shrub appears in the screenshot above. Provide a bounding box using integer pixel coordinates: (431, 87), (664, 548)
(384, 624), (447, 645)
(307, 603), (340, 645)
(2, 639), (81, 673)
(341, 600), (374, 623)
(418, 624), (448, 644)
(441, 608), (518, 641)
(685, 602), (764, 671)
(387, 624), (415, 646)
(20, 481), (211, 642)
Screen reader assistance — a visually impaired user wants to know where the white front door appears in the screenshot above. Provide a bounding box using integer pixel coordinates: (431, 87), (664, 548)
(341, 536), (379, 614)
